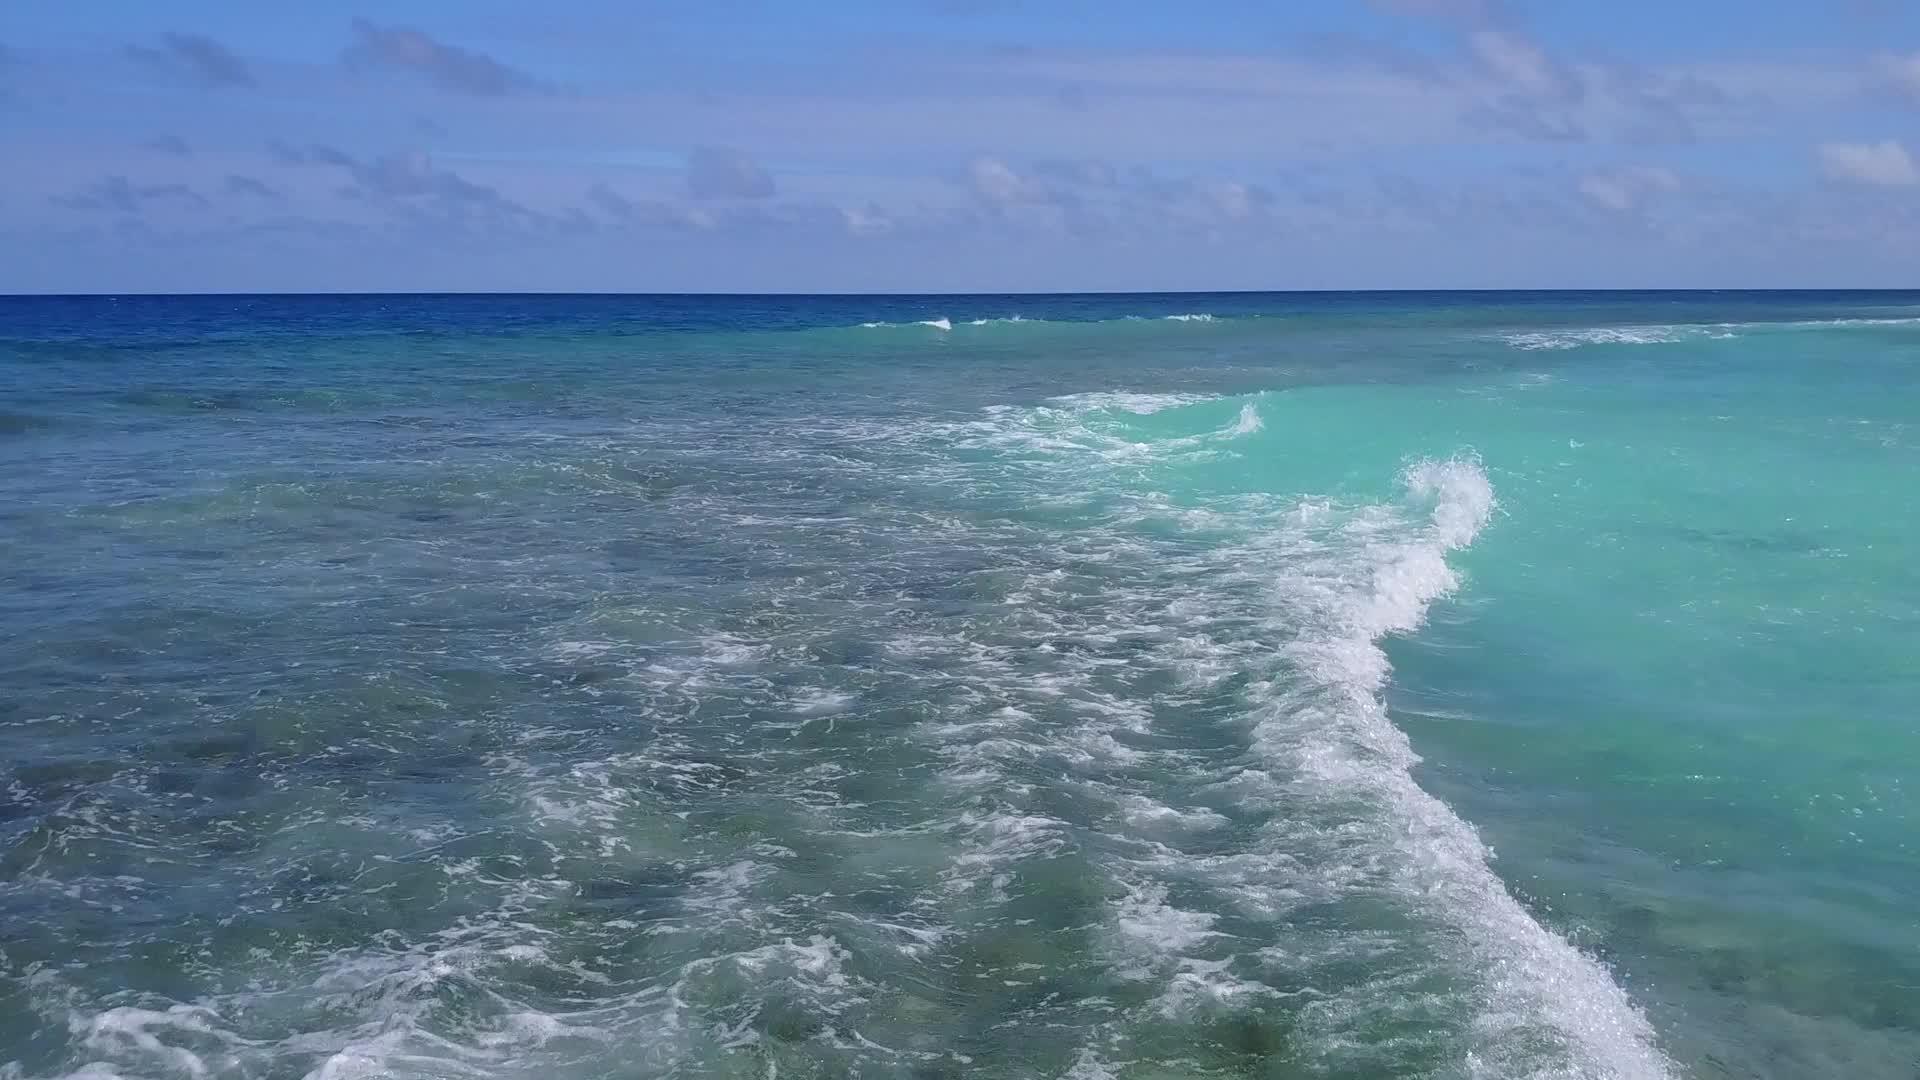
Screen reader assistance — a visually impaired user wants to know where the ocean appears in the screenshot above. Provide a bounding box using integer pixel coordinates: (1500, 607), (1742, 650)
(1, 292), (1916, 1079)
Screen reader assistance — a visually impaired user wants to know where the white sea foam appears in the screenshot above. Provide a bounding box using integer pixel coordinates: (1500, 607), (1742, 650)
(70, 1006), (227, 1079)
(724, 935), (851, 986)
(861, 317), (957, 331)
(956, 392), (1265, 474)
(1113, 883), (1222, 954)
(700, 634), (771, 666)
(786, 689), (855, 716)
(1063, 1050), (1121, 1080)
(1118, 795), (1230, 833)
(37, 871), (616, 1080)
(1504, 316), (1920, 351)
(1503, 326), (1689, 350)
(852, 313), (1234, 332)
(1234, 457), (1672, 1079)
(22, 395), (1678, 1080)
(1786, 316), (1920, 328)
(948, 811), (1070, 873)
(941, 433), (1667, 1076)
(1045, 391), (1216, 414)
(1224, 401), (1264, 437)
(1156, 957), (1271, 1017)
(547, 638), (617, 660)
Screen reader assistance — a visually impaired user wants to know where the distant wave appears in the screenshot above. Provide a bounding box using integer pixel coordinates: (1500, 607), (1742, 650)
(1785, 316), (1920, 329)
(1045, 391), (1218, 414)
(854, 313), (1225, 333)
(856, 317), (951, 330)
(1503, 326), (1709, 350)
(1505, 315), (1920, 351)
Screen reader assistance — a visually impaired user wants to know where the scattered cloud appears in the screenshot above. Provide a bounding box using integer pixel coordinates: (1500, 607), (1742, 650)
(1291, 33), (1449, 85)
(9, 9), (1919, 288)
(686, 146), (776, 200)
(1171, 178), (1273, 220)
(225, 175), (281, 200)
(1354, 169), (1617, 239)
(841, 203), (893, 236)
(269, 141), (356, 168)
(55, 176), (208, 213)
(1460, 28), (1593, 141)
(126, 33), (254, 89)
(1577, 166), (1681, 211)
(583, 181), (901, 236)
(927, 0), (1019, 13)
(1595, 62), (1729, 145)
(1033, 159), (1122, 188)
(959, 154), (1273, 235)
(1819, 140), (1917, 187)
(265, 140), (525, 216)
(586, 183), (634, 219)
(1881, 52), (1920, 102)
(967, 157), (1053, 205)
(1368, 0), (1502, 21)
(1469, 30), (1578, 101)
(1467, 99), (1585, 141)
(344, 151), (510, 208)
(344, 19), (535, 96)
(1449, 27), (1743, 145)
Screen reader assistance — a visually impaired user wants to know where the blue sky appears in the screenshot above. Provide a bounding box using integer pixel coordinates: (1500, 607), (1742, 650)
(5, 1), (1920, 291)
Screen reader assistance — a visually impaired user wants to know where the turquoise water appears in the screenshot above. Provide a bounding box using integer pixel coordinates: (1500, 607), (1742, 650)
(2, 293), (1917, 1079)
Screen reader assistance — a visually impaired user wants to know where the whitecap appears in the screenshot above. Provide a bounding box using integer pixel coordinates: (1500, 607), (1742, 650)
(1044, 391), (1216, 414)
(1222, 401), (1263, 437)
(786, 689), (855, 716)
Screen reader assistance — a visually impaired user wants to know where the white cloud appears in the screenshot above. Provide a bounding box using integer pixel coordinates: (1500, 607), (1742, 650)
(687, 146), (775, 200)
(1369, 0), (1497, 20)
(18, 17), (1920, 290)
(957, 155), (1273, 234)
(1469, 30), (1573, 100)
(1200, 180), (1258, 219)
(1883, 52), (1920, 101)
(1577, 166), (1680, 212)
(125, 32), (255, 90)
(344, 19), (537, 96)
(967, 157), (1048, 204)
(1576, 175), (1632, 212)
(840, 203), (892, 236)
(1819, 141), (1918, 187)
(1152, 177), (1272, 223)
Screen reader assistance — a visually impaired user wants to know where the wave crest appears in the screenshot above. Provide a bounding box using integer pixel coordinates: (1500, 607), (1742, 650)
(1241, 455), (1670, 1078)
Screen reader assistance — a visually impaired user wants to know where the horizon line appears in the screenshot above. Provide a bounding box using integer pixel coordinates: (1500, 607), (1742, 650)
(6, 287), (1920, 299)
